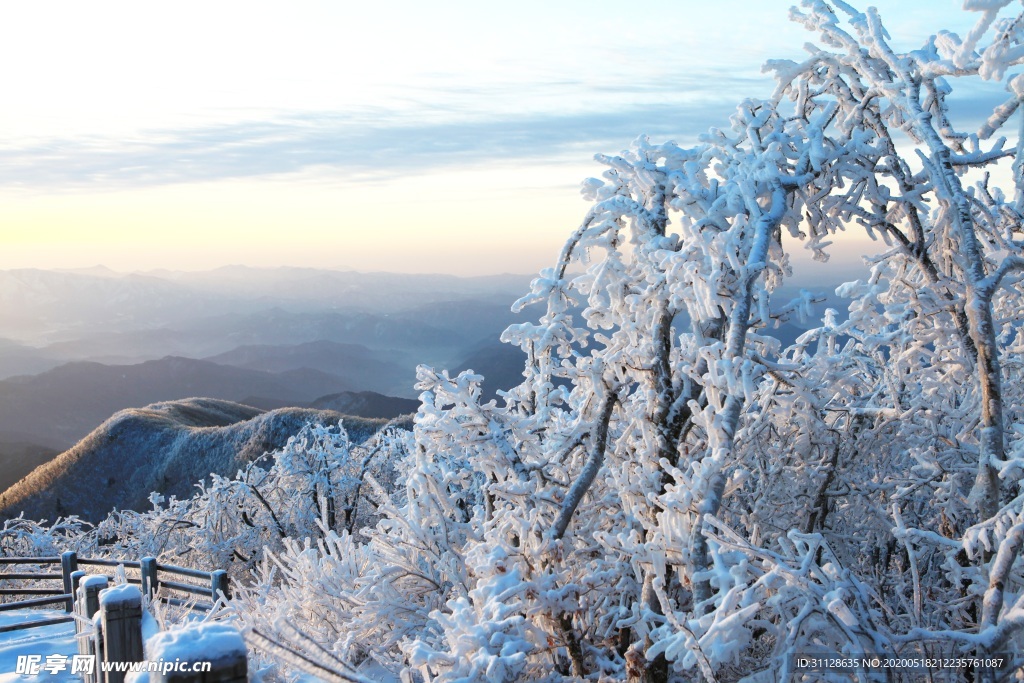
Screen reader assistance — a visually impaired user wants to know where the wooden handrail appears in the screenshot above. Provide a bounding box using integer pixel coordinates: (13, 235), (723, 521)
(158, 578), (213, 598)
(0, 556), (61, 564)
(79, 557), (142, 569)
(0, 587), (65, 595)
(0, 572), (62, 580)
(0, 594), (72, 611)
(0, 615), (73, 634)
(155, 562), (211, 580)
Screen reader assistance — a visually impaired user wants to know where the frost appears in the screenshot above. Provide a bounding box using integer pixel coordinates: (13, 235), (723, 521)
(146, 622), (245, 662)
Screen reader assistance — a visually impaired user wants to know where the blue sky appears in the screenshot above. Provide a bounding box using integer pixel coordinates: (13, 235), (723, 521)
(0, 1), (1001, 275)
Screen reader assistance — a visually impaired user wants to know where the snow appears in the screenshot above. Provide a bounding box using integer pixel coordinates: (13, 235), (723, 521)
(79, 575), (108, 589)
(145, 621), (244, 662)
(0, 611), (77, 683)
(99, 583), (141, 608)
(141, 610), (159, 645)
(962, 0), (1013, 11)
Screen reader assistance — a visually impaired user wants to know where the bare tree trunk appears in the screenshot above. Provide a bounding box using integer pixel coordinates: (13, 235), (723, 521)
(966, 286), (1006, 522)
(550, 386), (617, 540)
(913, 96), (1007, 522)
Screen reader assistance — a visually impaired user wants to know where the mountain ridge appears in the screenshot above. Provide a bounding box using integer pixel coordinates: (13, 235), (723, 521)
(0, 398), (404, 523)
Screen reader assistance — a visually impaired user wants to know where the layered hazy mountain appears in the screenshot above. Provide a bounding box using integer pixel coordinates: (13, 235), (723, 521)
(0, 356), (357, 450)
(0, 266), (535, 517)
(0, 266), (531, 353)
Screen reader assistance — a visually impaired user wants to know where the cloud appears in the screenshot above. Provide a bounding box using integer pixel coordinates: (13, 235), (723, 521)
(0, 68), (1004, 191)
(0, 94), (745, 190)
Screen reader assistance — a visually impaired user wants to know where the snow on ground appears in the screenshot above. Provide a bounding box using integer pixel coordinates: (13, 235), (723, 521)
(0, 608), (400, 683)
(0, 610), (78, 683)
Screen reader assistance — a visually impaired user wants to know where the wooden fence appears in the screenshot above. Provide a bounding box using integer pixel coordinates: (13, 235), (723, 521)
(0, 551), (229, 633)
(0, 552), (245, 682)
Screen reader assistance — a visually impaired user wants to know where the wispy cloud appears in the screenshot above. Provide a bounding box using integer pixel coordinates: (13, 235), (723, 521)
(0, 95), (745, 189)
(0, 67), (1002, 191)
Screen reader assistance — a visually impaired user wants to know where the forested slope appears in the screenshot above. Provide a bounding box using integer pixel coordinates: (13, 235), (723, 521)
(0, 398), (391, 522)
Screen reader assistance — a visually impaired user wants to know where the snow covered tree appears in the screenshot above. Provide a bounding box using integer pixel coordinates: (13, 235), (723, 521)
(369, 1), (1024, 680)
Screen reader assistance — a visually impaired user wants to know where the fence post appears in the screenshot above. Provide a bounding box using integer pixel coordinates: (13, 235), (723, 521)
(99, 584), (143, 683)
(146, 622), (247, 683)
(78, 576), (108, 623)
(140, 556), (158, 600)
(77, 575), (109, 683)
(60, 551), (78, 612)
(211, 569), (230, 602)
(71, 571), (86, 680)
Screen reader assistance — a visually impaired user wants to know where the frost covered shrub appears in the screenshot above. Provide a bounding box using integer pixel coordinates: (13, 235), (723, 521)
(0, 516), (96, 606)
(0, 516), (98, 607)
(88, 421), (402, 576)
(0, 515), (94, 557)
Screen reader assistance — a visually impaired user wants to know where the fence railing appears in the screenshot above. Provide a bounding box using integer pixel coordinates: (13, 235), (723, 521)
(0, 552), (229, 633)
(1, 552), (246, 682)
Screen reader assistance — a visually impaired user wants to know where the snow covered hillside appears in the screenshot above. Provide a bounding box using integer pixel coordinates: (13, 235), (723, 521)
(0, 398), (402, 523)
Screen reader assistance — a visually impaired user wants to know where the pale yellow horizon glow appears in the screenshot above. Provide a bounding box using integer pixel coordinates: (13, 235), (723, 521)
(0, 168), (886, 279)
(0, 163), (593, 275)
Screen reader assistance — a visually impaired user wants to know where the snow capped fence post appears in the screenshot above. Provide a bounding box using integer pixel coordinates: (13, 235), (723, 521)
(210, 570), (229, 602)
(70, 569), (85, 603)
(78, 575), (108, 626)
(146, 622), (247, 683)
(60, 550), (78, 612)
(99, 584), (144, 683)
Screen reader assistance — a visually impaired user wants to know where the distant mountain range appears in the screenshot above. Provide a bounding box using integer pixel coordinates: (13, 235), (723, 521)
(0, 356), (355, 450)
(450, 342), (527, 400)
(309, 391), (420, 418)
(204, 340), (413, 396)
(0, 266), (539, 492)
(0, 398), (407, 523)
(0, 266), (533, 349)
(0, 338), (63, 379)
(0, 342), (529, 453)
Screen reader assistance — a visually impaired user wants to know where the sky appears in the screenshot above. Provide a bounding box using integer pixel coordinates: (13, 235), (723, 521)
(0, 0), (1007, 276)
